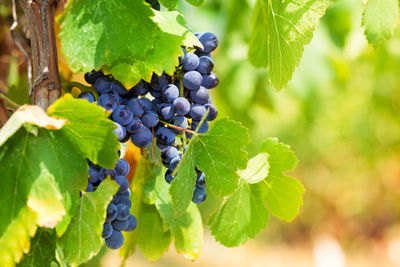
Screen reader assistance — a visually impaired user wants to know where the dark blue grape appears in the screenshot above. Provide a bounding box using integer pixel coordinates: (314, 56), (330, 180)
(196, 172), (206, 188)
(112, 105), (133, 126)
(156, 126), (175, 145)
(94, 76), (112, 94)
(118, 195), (132, 208)
(106, 203), (117, 222)
(126, 117), (142, 133)
(138, 97), (152, 111)
(192, 186), (207, 204)
(112, 219), (129, 231)
(204, 103), (218, 121)
(150, 89), (162, 98)
(105, 230), (124, 250)
(197, 32), (219, 53)
(116, 204), (130, 221)
(190, 104), (206, 120)
(150, 73), (168, 91)
(190, 87), (209, 104)
(168, 156), (180, 171)
(158, 103), (175, 120)
(195, 50), (211, 58)
(119, 134), (130, 143)
(161, 84), (179, 103)
(115, 159), (130, 176)
(170, 116), (188, 134)
(78, 92), (95, 103)
(192, 120), (209, 133)
(112, 194), (120, 204)
(84, 70), (103, 85)
(119, 189), (131, 197)
(173, 97), (190, 116)
(131, 125), (153, 148)
(202, 72), (219, 89)
(183, 53), (200, 71)
(115, 175), (129, 194)
(86, 183), (94, 192)
(102, 223), (113, 239)
(125, 215), (138, 232)
(151, 99), (162, 112)
(113, 122), (127, 141)
(98, 91), (120, 112)
(88, 166), (99, 183)
(197, 56), (214, 74)
(126, 98), (144, 117)
(131, 80), (148, 96)
(141, 111), (159, 128)
(101, 168), (117, 179)
(183, 71), (203, 91)
(111, 79), (128, 95)
(161, 146), (179, 165)
(165, 169), (175, 184)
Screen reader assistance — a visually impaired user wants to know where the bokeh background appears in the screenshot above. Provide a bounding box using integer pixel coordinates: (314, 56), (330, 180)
(2, 0), (400, 266)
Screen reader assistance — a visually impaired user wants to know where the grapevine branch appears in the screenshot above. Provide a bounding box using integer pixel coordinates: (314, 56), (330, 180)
(17, 0), (61, 109)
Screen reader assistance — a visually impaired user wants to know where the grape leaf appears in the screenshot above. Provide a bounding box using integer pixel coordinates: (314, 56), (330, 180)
(59, 0), (201, 87)
(208, 181), (269, 247)
(362, 0), (399, 46)
(48, 94), (119, 169)
(170, 118), (249, 215)
(259, 138), (304, 221)
(18, 228), (57, 267)
(137, 204), (172, 261)
(154, 171), (203, 260)
(0, 207), (37, 267)
(57, 179), (119, 266)
(238, 153), (270, 184)
(158, 0), (179, 10)
(185, 0), (206, 7)
(0, 127), (87, 266)
(248, 0), (327, 89)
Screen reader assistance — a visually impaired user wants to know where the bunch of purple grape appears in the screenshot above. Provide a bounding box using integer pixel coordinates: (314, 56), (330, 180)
(78, 31), (219, 249)
(85, 158), (137, 249)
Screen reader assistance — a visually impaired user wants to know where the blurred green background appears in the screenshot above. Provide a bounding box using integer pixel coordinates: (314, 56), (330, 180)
(2, 0), (400, 266)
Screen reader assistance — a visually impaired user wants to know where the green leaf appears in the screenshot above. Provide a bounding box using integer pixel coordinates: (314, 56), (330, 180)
(362, 0), (399, 46)
(208, 182), (269, 247)
(57, 179), (119, 266)
(158, 0), (179, 10)
(248, 0), (327, 89)
(18, 229), (57, 267)
(47, 94), (119, 169)
(0, 127), (87, 265)
(259, 138), (304, 221)
(59, 0), (201, 87)
(0, 207), (37, 267)
(154, 172), (203, 260)
(185, 0), (206, 7)
(137, 204), (172, 261)
(238, 153), (269, 184)
(170, 118), (249, 215)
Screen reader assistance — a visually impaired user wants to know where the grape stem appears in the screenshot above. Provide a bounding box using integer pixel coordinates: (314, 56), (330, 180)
(0, 93), (21, 109)
(62, 81), (99, 99)
(159, 120), (196, 134)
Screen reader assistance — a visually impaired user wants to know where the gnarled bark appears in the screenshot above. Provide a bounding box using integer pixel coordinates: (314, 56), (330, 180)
(18, 0), (60, 109)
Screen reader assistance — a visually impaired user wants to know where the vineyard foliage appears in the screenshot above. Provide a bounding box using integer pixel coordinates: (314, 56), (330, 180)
(2, 0), (400, 266)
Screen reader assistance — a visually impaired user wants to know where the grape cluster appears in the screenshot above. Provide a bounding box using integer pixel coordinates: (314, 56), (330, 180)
(151, 32), (219, 204)
(85, 158), (137, 250)
(78, 31), (219, 249)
